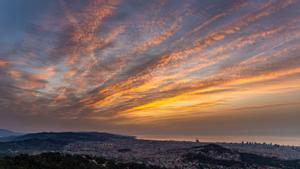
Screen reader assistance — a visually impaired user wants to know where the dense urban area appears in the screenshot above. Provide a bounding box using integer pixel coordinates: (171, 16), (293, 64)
(0, 131), (300, 169)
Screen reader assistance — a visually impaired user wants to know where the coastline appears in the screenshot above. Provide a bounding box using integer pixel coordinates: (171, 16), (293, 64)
(137, 135), (300, 146)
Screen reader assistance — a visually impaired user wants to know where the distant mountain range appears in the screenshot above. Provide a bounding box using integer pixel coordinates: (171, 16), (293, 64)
(10, 131), (135, 142)
(0, 130), (135, 154)
(0, 129), (22, 138)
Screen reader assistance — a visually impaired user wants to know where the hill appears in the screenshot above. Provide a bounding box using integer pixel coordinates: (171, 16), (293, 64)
(0, 152), (163, 169)
(0, 144), (299, 169)
(184, 144), (300, 169)
(0, 132), (300, 168)
(11, 132), (135, 142)
(0, 129), (22, 138)
(0, 132), (135, 154)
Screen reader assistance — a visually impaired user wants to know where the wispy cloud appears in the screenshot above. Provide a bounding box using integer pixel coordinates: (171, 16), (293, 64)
(0, 0), (299, 134)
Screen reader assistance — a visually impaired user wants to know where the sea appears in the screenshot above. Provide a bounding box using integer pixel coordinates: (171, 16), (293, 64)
(138, 135), (300, 146)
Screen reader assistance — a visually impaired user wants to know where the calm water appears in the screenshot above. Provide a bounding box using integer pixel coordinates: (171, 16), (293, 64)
(138, 135), (300, 146)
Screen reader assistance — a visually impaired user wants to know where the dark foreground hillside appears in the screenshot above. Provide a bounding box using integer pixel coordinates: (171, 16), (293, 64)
(0, 146), (299, 169)
(0, 153), (164, 169)
(184, 144), (300, 169)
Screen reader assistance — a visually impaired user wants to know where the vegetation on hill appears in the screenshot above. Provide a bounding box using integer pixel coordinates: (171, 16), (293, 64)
(0, 153), (164, 169)
(185, 144), (300, 169)
(0, 132), (135, 154)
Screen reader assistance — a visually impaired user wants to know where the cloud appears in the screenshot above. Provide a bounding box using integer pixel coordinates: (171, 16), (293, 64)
(0, 59), (10, 67)
(0, 0), (299, 136)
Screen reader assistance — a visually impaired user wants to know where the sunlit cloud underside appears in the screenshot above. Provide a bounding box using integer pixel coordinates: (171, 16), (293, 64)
(0, 0), (299, 135)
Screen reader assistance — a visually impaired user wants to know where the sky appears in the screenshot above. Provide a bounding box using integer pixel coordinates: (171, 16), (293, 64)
(0, 0), (300, 139)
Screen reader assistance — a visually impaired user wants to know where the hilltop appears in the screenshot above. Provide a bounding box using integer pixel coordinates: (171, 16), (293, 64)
(0, 129), (22, 138)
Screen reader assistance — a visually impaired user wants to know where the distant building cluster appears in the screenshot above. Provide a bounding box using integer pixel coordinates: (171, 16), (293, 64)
(64, 139), (300, 169)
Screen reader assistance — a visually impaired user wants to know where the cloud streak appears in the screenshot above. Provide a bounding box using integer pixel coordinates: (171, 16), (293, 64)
(0, 0), (299, 136)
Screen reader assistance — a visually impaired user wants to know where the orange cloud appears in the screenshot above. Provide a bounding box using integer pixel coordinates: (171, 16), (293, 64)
(0, 59), (10, 67)
(2, 0), (299, 132)
(8, 70), (22, 79)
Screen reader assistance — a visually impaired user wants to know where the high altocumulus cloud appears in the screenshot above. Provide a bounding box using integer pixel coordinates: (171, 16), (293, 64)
(0, 0), (299, 135)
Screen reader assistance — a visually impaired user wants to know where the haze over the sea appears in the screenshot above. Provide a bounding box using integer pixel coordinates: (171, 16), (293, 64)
(138, 135), (300, 146)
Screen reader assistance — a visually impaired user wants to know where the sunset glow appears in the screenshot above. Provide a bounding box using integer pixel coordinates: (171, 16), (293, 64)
(0, 0), (299, 139)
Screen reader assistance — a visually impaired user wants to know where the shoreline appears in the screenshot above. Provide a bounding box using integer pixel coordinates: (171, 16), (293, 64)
(137, 135), (300, 147)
